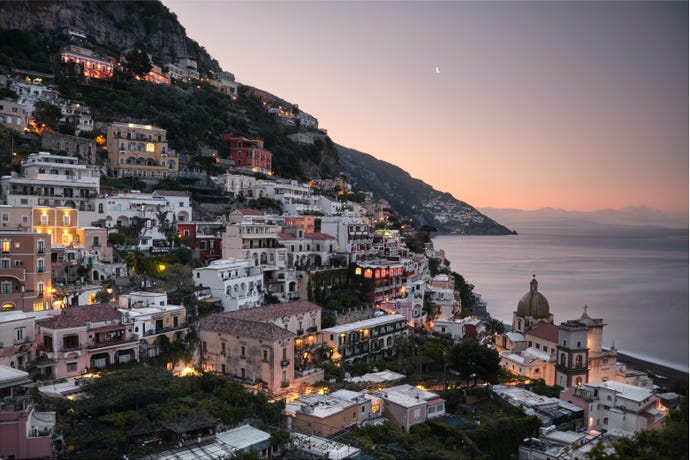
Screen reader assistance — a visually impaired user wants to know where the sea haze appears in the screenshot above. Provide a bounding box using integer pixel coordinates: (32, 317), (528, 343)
(433, 225), (689, 372)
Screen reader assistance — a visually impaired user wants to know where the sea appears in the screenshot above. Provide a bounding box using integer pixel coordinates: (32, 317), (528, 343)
(433, 225), (689, 373)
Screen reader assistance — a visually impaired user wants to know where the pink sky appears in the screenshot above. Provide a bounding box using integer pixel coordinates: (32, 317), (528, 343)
(164, 1), (688, 213)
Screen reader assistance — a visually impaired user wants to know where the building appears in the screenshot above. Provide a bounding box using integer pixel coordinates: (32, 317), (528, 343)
(1, 151), (100, 210)
(41, 131), (97, 164)
(433, 316), (485, 341)
(380, 384), (445, 432)
(220, 301), (321, 372)
(60, 101), (94, 135)
(560, 381), (668, 434)
(60, 45), (114, 80)
(34, 303), (139, 379)
(500, 347), (556, 385)
(144, 64), (171, 85)
(0, 311), (35, 370)
(290, 432), (360, 459)
(381, 298), (426, 329)
(555, 320), (590, 389)
(192, 258), (264, 312)
(216, 173), (257, 198)
(220, 134), (272, 174)
(0, 231), (53, 313)
(0, 365), (55, 459)
(492, 385), (584, 429)
(320, 217), (375, 262)
(106, 122), (178, 178)
(118, 291), (188, 358)
(222, 221), (287, 268)
(511, 276), (554, 335)
(83, 190), (192, 228)
(322, 313), (408, 364)
(0, 99), (28, 132)
(177, 222), (223, 265)
(279, 230), (337, 269)
(199, 314), (296, 394)
(286, 392), (360, 437)
(350, 260), (406, 304)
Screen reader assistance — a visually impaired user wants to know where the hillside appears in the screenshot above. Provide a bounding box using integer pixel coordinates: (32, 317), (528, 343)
(0, 0), (514, 234)
(338, 145), (516, 235)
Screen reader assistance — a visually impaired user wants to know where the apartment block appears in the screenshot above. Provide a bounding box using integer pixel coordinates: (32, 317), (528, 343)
(106, 122), (178, 178)
(322, 314), (408, 364)
(0, 231), (52, 313)
(220, 134), (272, 174)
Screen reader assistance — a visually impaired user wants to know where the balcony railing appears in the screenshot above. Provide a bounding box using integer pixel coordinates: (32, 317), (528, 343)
(87, 336), (138, 350)
(280, 359), (290, 367)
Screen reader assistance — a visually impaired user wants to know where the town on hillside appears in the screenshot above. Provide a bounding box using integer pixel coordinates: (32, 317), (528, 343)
(0, 21), (685, 460)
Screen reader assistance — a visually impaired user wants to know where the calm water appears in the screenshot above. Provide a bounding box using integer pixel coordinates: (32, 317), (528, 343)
(433, 226), (689, 372)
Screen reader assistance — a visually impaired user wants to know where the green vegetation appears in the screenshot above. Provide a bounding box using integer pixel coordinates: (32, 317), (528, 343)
(35, 367), (285, 458)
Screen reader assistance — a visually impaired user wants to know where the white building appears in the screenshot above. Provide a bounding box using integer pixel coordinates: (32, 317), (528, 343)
(319, 216), (375, 261)
(193, 258), (263, 311)
(278, 230), (337, 268)
(1, 152), (101, 211)
(118, 291), (188, 357)
(82, 190), (191, 228)
(561, 380), (667, 434)
(216, 173), (257, 198)
(322, 314), (408, 364)
(499, 347), (556, 385)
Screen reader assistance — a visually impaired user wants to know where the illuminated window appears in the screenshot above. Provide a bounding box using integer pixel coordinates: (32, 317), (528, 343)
(1, 240), (9, 253)
(33, 302), (46, 312)
(355, 267), (362, 276)
(364, 268), (373, 279)
(1, 303), (14, 311)
(63, 214), (70, 226)
(40, 214), (48, 225)
(146, 143), (155, 152)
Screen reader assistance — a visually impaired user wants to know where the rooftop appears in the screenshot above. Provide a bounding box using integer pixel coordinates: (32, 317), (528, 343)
(586, 380), (654, 403)
(215, 425), (270, 451)
(323, 314), (406, 334)
(37, 303), (122, 329)
(199, 316), (295, 341)
(222, 300), (321, 323)
(527, 322), (559, 343)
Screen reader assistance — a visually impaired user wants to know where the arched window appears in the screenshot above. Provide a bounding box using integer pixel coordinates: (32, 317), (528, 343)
(576, 355), (583, 367)
(576, 376), (583, 387)
(560, 354), (566, 366)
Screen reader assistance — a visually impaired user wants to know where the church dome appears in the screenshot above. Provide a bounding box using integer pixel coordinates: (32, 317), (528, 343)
(517, 276), (550, 318)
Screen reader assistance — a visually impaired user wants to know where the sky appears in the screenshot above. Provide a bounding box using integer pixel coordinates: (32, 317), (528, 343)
(163, 1), (688, 214)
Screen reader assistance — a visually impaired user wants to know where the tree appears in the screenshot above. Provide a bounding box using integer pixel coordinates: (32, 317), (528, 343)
(123, 48), (152, 78)
(447, 340), (501, 385)
(95, 289), (113, 304)
(33, 101), (62, 130)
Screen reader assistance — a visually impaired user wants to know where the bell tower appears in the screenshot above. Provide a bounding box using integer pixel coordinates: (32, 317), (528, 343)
(555, 319), (589, 388)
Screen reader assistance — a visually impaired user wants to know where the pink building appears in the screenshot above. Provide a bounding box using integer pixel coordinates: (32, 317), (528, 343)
(0, 365), (54, 459)
(35, 303), (139, 379)
(380, 384), (445, 432)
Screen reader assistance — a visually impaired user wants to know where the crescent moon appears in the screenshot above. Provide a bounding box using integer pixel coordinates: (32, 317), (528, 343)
(435, 67), (440, 74)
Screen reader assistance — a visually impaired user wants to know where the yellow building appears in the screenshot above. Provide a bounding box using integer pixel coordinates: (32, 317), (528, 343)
(32, 208), (78, 247)
(106, 122), (178, 178)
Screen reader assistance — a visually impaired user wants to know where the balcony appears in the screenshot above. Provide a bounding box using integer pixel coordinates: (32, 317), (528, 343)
(88, 336), (138, 351)
(281, 381), (290, 388)
(280, 359), (290, 367)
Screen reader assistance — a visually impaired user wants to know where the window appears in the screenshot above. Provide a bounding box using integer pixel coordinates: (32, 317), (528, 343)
(221, 342), (226, 355)
(63, 214), (71, 226)
(66, 362), (77, 373)
(241, 345), (246, 358)
(1, 213), (8, 222)
(262, 350), (268, 362)
(146, 143), (155, 152)
(1, 240), (9, 253)
(15, 327), (24, 341)
(1, 258), (9, 269)
(93, 236), (100, 247)
(1, 281), (11, 294)
(37, 258), (44, 273)
(241, 367), (246, 378)
(282, 348), (287, 360)
(37, 282), (44, 296)
(40, 214), (48, 225)
(37, 239), (45, 253)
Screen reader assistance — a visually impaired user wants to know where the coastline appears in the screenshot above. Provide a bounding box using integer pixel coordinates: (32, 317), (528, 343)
(613, 351), (688, 388)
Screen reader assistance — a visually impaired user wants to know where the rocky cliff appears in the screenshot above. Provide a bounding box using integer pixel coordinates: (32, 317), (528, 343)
(0, 0), (221, 74)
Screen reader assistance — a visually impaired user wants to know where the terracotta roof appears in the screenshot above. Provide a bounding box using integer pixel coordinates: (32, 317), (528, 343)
(37, 303), (122, 329)
(199, 316), (295, 341)
(304, 232), (335, 240)
(222, 301), (321, 323)
(278, 233), (294, 239)
(234, 208), (264, 215)
(526, 322), (559, 343)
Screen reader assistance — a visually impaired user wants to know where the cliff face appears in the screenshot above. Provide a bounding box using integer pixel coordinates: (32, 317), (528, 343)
(0, 0), (221, 73)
